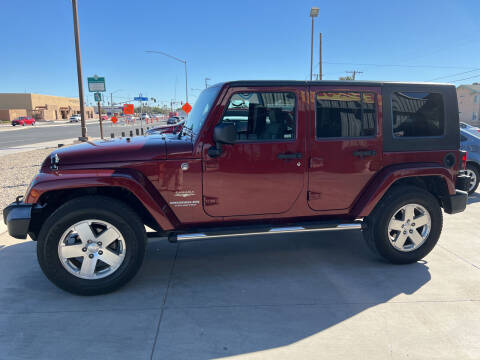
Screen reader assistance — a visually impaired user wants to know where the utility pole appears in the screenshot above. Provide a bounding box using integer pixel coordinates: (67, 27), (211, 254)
(97, 99), (103, 139)
(205, 77), (211, 88)
(346, 70), (363, 80)
(71, 0), (88, 141)
(309, 7), (319, 81)
(319, 33), (323, 80)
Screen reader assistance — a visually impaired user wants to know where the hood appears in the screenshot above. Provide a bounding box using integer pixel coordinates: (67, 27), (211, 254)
(48, 136), (167, 166)
(45, 135), (195, 167)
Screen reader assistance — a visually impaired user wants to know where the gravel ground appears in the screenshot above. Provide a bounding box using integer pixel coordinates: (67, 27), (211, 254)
(0, 148), (53, 216)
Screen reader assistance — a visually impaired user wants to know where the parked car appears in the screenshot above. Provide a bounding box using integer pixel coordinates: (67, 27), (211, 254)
(101, 115), (108, 121)
(167, 116), (180, 124)
(146, 119), (185, 135)
(69, 115), (81, 123)
(11, 116), (35, 126)
(460, 128), (480, 194)
(4, 80), (470, 295)
(460, 122), (480, 135)
(140, 113), (150, 121)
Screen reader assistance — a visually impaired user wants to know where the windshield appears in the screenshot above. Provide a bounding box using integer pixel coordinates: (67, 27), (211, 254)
(183, 86), (221, 136)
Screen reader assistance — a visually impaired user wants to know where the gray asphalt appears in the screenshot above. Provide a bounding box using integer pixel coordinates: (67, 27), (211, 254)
(0, 119), (165, 148)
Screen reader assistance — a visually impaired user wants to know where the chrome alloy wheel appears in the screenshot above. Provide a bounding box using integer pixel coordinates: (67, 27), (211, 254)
(58, 220), (126, 280)
(465, 169), (478, 193)
(387, 204), (431, 252)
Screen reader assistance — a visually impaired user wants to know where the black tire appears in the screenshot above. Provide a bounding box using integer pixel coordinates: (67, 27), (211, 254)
(362, 185), (443, 264)
(466, 163), (479, 195)
(37, 196), (146, 295)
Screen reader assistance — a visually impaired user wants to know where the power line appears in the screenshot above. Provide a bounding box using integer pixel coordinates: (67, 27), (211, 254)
(449, 74), (480, 83)
(427, 68), (480, 81)
(322, 61), (478, 69)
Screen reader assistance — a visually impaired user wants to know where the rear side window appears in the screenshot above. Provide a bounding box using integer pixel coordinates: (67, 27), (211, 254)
(392, 92), (445, 137)
(316, 92), (376, 138)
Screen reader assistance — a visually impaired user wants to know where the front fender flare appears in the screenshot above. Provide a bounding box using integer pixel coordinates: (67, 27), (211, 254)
(25, 169), (177, 231)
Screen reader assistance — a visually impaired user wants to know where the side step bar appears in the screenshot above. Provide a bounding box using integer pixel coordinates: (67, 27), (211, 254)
(156, 221), (363, 243)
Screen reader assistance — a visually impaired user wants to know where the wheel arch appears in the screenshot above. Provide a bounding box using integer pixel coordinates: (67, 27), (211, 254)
(27, 171), (178, 239)
(351, 164), (455, 218)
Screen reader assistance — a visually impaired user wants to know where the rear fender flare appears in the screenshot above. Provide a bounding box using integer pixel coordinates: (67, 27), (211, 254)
(351, 164), (455, 218)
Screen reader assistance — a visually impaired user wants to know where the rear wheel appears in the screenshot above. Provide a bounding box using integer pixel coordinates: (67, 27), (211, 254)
(465, 163), (479, 195)
(363, 185), (442, 264)
(37, 196), (146, 295)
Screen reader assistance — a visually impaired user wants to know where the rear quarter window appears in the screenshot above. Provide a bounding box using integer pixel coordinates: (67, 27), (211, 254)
(392, 92), (445, 137)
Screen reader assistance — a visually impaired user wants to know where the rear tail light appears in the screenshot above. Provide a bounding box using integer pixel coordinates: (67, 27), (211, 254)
(461, 150), (467, 170)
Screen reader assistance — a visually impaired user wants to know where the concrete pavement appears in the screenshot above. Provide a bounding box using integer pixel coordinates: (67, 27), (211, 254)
(0, 194), (479, 359)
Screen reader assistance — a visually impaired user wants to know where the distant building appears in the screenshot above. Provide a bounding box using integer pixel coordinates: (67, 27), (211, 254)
(0, 93), (94, 121)
(457, 84), (480, 126)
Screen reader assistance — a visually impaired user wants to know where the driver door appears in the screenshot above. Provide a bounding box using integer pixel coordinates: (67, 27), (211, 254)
(202, 86), (306, 217)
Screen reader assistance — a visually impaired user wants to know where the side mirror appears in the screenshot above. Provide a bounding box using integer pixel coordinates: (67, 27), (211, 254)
(208, 123), (237, 158)
(214, 122), (237, 144)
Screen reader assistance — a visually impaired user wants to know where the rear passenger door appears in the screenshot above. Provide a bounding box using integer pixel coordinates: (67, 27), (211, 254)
(307, 87), (382, 211)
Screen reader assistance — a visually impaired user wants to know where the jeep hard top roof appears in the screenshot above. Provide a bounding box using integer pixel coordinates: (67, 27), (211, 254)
(213, 80), (454, 88)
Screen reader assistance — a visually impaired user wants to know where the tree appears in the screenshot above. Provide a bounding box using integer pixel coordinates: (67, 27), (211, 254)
(339, 75), (354, 80)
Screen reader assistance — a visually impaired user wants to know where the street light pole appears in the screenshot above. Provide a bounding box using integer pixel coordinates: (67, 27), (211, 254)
(71, 0), (88, 141)
(309, 7), (319, 81)
(145, 50), (189, 104)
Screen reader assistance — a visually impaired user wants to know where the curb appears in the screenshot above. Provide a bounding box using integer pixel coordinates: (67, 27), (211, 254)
(0, 138), (79, 156)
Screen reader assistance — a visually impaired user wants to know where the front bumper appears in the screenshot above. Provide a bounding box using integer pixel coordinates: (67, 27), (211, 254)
(3, 200), (33, 239)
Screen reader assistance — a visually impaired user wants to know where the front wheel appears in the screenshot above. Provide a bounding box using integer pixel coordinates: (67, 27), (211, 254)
(37, 196), (146, 295)
(363, 185), (443, 264)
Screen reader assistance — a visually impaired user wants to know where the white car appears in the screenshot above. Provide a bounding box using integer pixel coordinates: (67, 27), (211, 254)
(69, 115), (81, 122)
(140, 113), (150, 121)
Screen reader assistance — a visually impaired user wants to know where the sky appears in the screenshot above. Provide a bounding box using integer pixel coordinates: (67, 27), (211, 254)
(1, 0), (480, 107)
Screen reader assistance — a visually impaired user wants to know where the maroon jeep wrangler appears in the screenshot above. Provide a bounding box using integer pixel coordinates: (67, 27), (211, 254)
(4, 81), (470, 295)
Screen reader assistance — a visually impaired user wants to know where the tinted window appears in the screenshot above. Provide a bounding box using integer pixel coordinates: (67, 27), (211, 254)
(392, 92), (444, 137)
(316, 92), (376, 138)
(221, 92), (296, 141)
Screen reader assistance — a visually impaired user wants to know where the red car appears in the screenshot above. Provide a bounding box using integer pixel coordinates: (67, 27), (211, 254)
(11, 116), (35, 126)
(4, 80), (470, 295)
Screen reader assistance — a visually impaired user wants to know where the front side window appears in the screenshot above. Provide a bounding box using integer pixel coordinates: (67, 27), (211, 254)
(221, 91), (296, 141)
(392, 92), (444, 137)
(316, 92), (376, 138)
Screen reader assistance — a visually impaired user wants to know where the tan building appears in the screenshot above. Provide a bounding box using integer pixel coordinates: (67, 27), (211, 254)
(457, 84), (480, 126)
(0, 93), (94, 122)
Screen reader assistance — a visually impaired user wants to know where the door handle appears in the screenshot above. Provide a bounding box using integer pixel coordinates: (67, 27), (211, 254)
(277, 153), (303, 160)
(353, 150), (377, 158)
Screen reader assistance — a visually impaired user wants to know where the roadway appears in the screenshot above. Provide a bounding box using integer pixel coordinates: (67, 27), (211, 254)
(0, 118), (166, 149)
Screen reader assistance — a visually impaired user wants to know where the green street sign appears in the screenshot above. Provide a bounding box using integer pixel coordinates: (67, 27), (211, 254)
(94, 92), (102, 102)
(88, 75), (106, 92)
